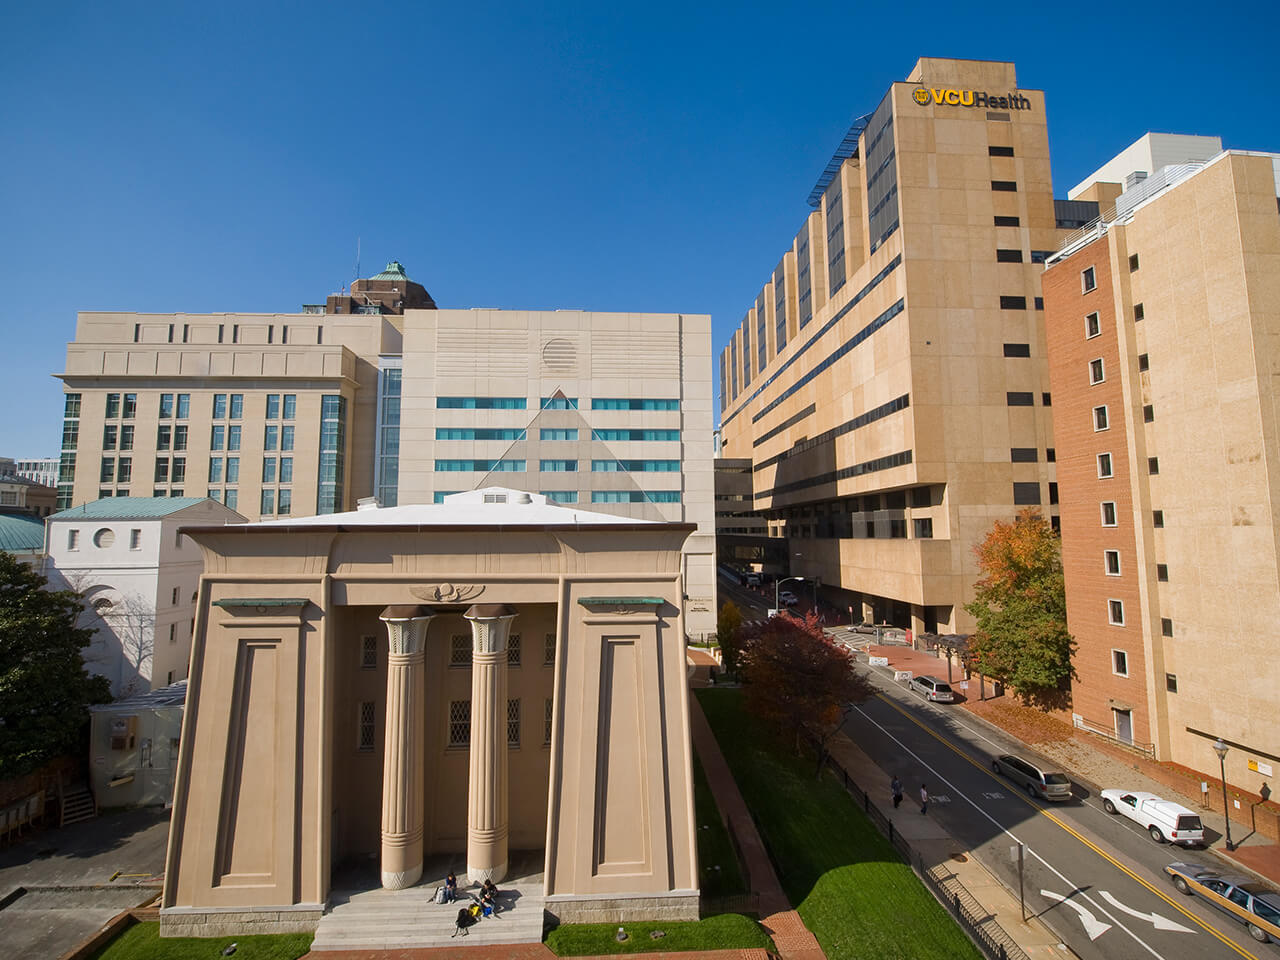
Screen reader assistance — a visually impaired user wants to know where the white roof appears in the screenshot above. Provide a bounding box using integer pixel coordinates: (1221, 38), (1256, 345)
(249, 488), (661, 528)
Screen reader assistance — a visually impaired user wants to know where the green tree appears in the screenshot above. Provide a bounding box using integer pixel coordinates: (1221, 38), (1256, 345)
(964, 509), (1075, 707)
(741, 612), (875, 776)
(716, 600), (744, 675)
(0, 551), (111, 780)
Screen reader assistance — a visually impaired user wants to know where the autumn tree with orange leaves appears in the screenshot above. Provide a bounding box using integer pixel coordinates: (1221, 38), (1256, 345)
(964, 508), (1075, 707)
(741, 612), (875, 777)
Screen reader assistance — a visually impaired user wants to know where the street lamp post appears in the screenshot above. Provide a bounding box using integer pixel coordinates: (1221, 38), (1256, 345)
(774, 576), (805, 614)
(1212, 738), (1235, 851)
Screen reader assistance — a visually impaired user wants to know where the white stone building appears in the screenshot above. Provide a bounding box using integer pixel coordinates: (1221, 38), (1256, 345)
(43, 497), (244, 696)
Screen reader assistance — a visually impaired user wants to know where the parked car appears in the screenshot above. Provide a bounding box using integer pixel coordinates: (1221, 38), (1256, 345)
(777, 590), (799, 606)
(745, 572), (762, 587)
(991, 754), (1072, 801)
(908, 675), (954, 703)
(1100, 789), (1205, 846)
(1165, 861), (1280, 943)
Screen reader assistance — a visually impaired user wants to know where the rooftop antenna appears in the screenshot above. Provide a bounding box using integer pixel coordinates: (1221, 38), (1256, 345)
(354, 236), (361, 283)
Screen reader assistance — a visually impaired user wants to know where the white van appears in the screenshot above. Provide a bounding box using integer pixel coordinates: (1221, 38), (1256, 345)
(1100, 789), (1206, 846)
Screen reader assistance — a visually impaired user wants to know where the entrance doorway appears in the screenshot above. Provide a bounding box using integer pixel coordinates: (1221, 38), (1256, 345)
(1113, 708), (1133, 744)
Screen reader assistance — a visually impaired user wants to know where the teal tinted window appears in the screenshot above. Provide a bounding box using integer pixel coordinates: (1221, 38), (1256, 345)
(592, 460), (679, 472)
(539, 460), (577, 472)
(591, 398), (679, 411)
(592, 429), (680, 442)
(539, 429), (578, 440)
(437, 397), (527, 409)
(542, 491), (578, 504)
(435, 460), (526, 472)
(435, 428), (526, 440)
(591, 490), (681, 504)
(541, 397), (578, 409)
(433, 491), (461, 504)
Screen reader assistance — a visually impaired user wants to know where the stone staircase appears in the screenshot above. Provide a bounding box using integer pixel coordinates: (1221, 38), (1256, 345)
(311, 858), (546, 952)
(59, 784), (97, 827)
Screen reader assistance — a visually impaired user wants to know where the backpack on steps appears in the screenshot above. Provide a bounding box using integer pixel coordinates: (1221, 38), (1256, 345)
(433, 885), (447, 905)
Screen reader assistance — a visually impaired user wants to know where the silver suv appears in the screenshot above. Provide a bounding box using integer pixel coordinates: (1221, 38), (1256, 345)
(992, 754), (1072, 801)
(908, 675), (954, 702)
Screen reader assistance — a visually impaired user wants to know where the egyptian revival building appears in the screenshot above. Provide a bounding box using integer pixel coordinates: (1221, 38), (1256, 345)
(160, 489), (699, 938)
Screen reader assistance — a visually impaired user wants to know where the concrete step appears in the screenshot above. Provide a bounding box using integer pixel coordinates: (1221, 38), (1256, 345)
(311, 883), (546, 951)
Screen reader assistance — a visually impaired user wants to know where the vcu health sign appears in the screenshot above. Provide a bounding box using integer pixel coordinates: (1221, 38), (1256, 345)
(912, 87), (1032, 111)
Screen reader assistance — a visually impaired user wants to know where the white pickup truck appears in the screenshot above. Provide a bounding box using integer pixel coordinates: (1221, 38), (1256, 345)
(1099, 789), (1205, 846)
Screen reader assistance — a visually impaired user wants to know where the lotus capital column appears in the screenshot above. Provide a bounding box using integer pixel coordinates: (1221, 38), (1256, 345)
(464, 603), (517, 884)
(378, 604), (434, 890)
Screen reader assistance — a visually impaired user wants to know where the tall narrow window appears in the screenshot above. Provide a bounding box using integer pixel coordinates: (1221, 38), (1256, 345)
(507, 698), (521, 747)
(1082, 266), (1097, 292)
(448, 700), (471, 747)
(1108, 600), (1125, 626)
(358, 702), (375, 751)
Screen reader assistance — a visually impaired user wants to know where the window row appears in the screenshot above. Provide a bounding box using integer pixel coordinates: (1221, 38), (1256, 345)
(210, 424), (295, 451)
(65, 527), (145, 551)
(435, 397), (680, 411)
(1100, 503), (1166, 529)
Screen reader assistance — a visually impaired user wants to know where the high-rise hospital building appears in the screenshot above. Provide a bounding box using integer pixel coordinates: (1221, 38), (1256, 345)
(56, 264), (716, 637)
(1043, 134), (1280, 788)
(717, 58), (1072, 634)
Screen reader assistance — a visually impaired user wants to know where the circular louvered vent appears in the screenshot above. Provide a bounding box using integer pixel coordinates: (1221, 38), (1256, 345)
(541, 338), (576, 374)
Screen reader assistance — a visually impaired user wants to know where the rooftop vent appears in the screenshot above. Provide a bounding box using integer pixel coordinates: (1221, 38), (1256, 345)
(356, 496), (382, 511)
(516, 493), (533, 504)
(483, 493), (508, 504)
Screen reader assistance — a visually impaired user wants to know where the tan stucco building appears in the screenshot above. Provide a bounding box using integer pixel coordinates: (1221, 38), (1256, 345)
(717, 58), (1067, 634)
(1044, 136), (1280, 793)
(55, 265), (716, 638)
(161, 489), (699, 937)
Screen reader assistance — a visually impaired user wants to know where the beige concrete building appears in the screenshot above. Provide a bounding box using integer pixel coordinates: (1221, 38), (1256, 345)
(1043, 137), (1280, 795)
(160, 490), (698, 937)
(718, 58), (1066, 634)
(55, 266), (716, 638)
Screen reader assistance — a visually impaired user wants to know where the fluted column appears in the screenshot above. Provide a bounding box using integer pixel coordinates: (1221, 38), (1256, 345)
(378, 604), (434, 890)
(464, 603), (517, 884)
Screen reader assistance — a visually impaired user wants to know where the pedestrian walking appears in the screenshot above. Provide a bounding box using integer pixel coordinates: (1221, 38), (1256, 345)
(891, 775), (904, 809)
(920, 783), (929, 815)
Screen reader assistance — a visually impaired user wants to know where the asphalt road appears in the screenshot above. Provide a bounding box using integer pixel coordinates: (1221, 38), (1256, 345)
(845, 670), (1277, 960)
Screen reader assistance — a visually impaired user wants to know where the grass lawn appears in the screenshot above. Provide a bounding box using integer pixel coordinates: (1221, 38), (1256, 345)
(87, 921), (312, 960)
(692, 750), (747, 898)
(545, 913), (773, 956)
(696, 688), (981, 960)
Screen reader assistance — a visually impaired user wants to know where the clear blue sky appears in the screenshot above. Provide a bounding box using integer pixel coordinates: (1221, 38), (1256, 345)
(2, 1), (1276, 456)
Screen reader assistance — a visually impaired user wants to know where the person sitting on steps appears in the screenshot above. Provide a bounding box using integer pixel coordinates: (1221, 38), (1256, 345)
(444, 870), (457, 903)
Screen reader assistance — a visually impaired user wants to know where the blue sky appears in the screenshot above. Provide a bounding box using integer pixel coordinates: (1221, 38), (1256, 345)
(2, 1), (1276, 456)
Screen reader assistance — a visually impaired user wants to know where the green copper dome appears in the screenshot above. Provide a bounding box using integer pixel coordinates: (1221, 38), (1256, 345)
(372, 261), (411, 282)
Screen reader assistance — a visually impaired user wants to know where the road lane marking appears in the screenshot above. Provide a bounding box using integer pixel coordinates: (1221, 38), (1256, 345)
(853, 702), (1170, 959)
(1041, 888), (1112, 940)
(1100, 891), (1195, 933)
(865, 694), (1260, 960)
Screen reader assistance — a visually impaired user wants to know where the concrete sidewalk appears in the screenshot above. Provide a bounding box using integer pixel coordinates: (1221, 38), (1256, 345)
(825, 733), (1075, 960)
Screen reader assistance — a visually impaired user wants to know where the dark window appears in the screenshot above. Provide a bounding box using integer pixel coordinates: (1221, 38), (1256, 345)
(1082, 267), (1097, 292)
(913, 518), (933, 539)
(1011, 447), (1038, 462)
(1013, 482), (1041, 505)
(1157, 564), (1169, 581)
(1048, 481), (1059, 505)
(1148, 457), (1160, 475)
(988, 145), (1015, 157)
(1153, 510), (1164, 528)
(1007, 392), (1034, 406)
(1034, 296), (1045, 310)
(997, 249), (1024, 263)
(1003, 343), (1031, 357)
(911, 487), (932, 508)
(1102, 501), (1117, 525)
(1129, 254), (1140, 272)
(1051, 515), (1061, 532)
(1161, 618), (1173, 637)
(994, 215), (1021, 227)
(1138, 353), (1150, 372)
(1134, 302), (1145, 321)
(992, 180), (1018, 192)
(1046, 448), (1056, 462)
(1143, 405), (1154, 422)
(1042, 392), (1052, 406)
(1166, 673), (1177, 693)
(1000, 296), (1027, 310)
(1031, 250), (1053, 263)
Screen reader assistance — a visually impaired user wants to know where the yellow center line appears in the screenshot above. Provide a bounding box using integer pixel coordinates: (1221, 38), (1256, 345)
(873, 692), (1260, 960)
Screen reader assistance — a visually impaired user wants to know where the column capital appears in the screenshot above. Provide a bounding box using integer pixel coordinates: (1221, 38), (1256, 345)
(379, 605), (435, 656)
(464, 604), (517, 655)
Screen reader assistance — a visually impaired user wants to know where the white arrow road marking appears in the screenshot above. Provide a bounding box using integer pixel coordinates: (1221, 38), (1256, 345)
(1041, 889), (1113, 940)
(1100, 891), (1196, 933)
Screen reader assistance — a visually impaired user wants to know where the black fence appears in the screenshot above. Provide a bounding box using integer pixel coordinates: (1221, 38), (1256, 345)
(824, 754), (1031, 960)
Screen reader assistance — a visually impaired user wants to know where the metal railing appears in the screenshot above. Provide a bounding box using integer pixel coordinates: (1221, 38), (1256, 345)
(823, 753), (1031, 960)
(1072, 715), (1156, 759)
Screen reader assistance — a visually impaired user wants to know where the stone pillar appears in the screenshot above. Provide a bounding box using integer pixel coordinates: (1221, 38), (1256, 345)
(463, 603), (517, 884)
(378, 605), (435, 890)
